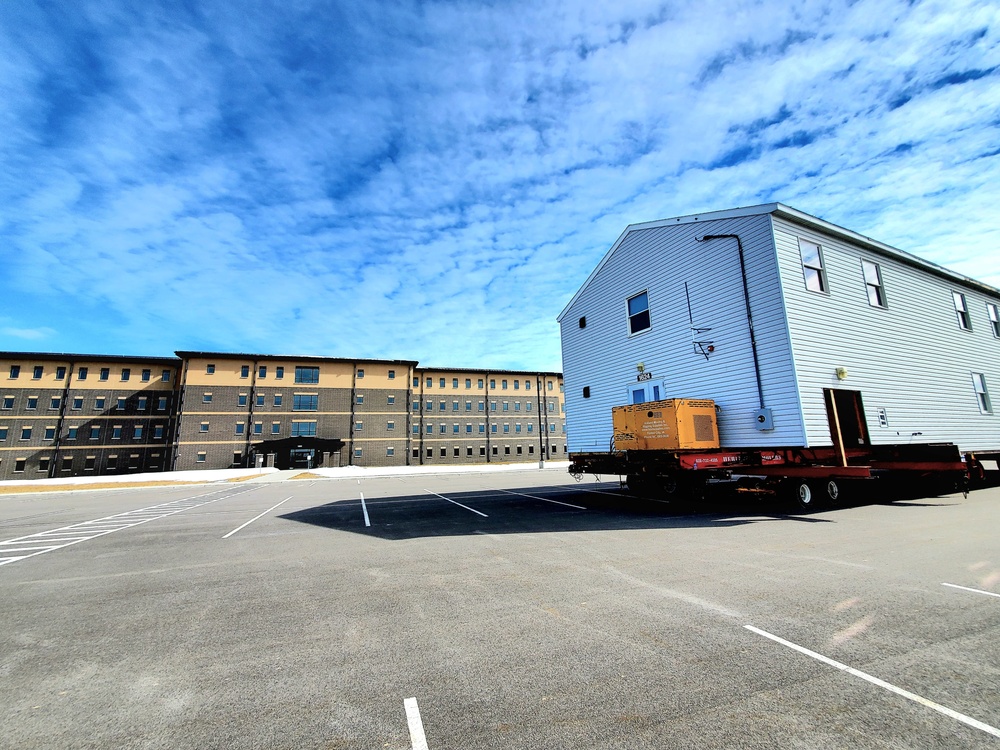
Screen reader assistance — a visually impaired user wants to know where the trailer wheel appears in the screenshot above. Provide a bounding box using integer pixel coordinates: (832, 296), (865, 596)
(825, 480), (841, 503)
(788, 480), (814, 510)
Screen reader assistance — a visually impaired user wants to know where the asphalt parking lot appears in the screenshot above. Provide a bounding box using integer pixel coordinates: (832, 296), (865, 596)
(1, 469), (999, 749)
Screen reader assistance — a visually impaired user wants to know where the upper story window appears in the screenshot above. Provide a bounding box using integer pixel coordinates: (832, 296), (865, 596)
(953, 292), (972, 330)
(861, 260), (886, 308)
(99, 367), (110, 381)
(206, 364), (216, 374)
(799, 239), (827, 293)
(357, 369), (365, 379)
(388, 370), (395, 379)
(452, 378), (458, 388)
(627, 291), (651, 334)
(439, 378), (446, 388)
(141, 369), (151, 382)
(295, 366), (319, 384)
(275, 366), (284, 379)
(240, 365), (250, 378)
(162, 370), (171, 382)
(293, 394), (318, 411)
(121, 368), (130, 381)
(987, 303), (1000, 338)
(33, 365), (43, 379)
(9, 365), (20, 379)
(259, 366), (267, 378)
(78, 367), (88, 380)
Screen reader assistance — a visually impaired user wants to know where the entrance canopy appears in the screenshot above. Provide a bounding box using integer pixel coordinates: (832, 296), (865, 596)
(249, 437), (345, 470)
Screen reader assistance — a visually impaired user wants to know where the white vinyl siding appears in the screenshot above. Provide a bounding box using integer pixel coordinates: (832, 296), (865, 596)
(772, 215), (1000, 452)
(559, 213), (803, 452)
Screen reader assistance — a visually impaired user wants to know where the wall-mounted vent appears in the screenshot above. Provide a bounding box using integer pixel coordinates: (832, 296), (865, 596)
(579, 316), (586, 328)
(583, 386), (591, 398)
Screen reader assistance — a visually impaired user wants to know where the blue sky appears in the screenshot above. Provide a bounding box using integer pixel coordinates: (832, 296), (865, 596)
(2, 0), (998, 371)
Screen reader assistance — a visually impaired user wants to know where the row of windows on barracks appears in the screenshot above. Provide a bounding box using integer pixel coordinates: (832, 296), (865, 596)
(0, 351), (565, 480)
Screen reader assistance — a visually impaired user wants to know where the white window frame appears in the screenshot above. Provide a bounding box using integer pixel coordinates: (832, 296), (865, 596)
(954, 292), (972, 331)
(626, 290), (651, 336)
(861, 259), (886, 308)
(988, 303), (1000, 338)
(972, 373), (992, 414)
(798, 239), (827, 293)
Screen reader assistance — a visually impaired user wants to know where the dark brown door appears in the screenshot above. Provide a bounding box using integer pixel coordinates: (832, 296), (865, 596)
(824, 388), (871, 448)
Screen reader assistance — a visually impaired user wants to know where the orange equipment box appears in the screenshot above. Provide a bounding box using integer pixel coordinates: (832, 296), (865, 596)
(612, 398), (719, 451)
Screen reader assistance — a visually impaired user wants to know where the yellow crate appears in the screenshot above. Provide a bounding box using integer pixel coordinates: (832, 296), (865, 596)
(612, 398), (718, 451)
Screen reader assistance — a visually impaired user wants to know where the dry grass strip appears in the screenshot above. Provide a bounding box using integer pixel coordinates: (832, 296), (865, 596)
(0, 480), (203, 495)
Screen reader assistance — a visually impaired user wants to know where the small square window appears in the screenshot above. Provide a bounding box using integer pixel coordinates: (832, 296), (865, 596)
(253, 422), (262, 435)
(137, 397), (147, 410)
(387, 446), (395, 456)
(357, 368), (365, 379)
(272, 422), (281, 434)
(121, 368), (130, 381)
(141, 369), (151, 382)
(274, 394), (283, 406)
(117, 397), (127, 410)
(203, 393), (213, 403)
(355, 421), (364, 430)
(355, 448), (363, 458)
(257, 394), (265, 406)
(388, 370), (395, 379)
(387, 421), (395, 430)
(20, 426), (32, 440)
(356, 394), (364, 404)
(259, 366), (267, 378)
(1, 396), (12, 409)
(207, 364), (216, 374)
(478, 379), (484, 388)
(44, 426), (56, 440)
(154, 425), (164, 439)
(196, 452), (207, 463)
(33, 365), (43, 379)
(72, 397), (82, 410)
(440, 378), (446, 388)
(78, 367), (88, 380)
(100, 368), (110, 381)
(502, 379), (507, 389)
(465, 379), (471, 388)
(133, 425), (143, 439)
(161, 370), (170, 382)
(90, 425), (100, 439)
(240, 365), (250, 378)
(9, 365), (20, 379)
(235, 423), (245, 435)
(50, 396), (60, 409)
(157, 397), (167, 410)
(238, 393), (248, 407)
(275, 367), (284, 379)
(413, 376), (420, 387)
(453, 378), (459, 388)
(200, 422), (210, 433)
(387, 395), (395, 405)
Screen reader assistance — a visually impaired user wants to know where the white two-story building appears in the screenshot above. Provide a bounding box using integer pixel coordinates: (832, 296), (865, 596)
(558, 203), (1000, 458)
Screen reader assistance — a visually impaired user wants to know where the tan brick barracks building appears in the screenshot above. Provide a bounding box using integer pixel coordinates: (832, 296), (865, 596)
(0, 351), (565, 480)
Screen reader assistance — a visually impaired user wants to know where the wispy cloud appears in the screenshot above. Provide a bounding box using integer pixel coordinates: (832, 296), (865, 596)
(2, 0), (998, 368)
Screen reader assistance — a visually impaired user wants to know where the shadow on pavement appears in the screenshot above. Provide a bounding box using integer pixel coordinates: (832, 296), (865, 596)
(278, 484), (837, 541)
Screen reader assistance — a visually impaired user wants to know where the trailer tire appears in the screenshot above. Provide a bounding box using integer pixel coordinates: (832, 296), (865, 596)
(787, 480), (815, 510)
(825, 480), (841, 503)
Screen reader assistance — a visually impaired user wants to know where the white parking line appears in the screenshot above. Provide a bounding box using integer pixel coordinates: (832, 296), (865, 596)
(404, 697), (429, 750)
(745, 624), (1000, 739)
(360, 492), (371, 527)
(423, 490), (488, 517)
(942, 582), (1000, 599)
(222, 497), (293, 539)
(0, 487), (254, 567)
(498, 489), (586, 510)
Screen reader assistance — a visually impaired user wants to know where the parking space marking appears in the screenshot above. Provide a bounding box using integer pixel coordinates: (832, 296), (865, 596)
(942, 582), (1000, 599)
(498, 488), (587, 510)
(423, 490), (488, 517)
(222, 497), (293, 538)
(360, 492), (371, 527)
(404, 697), (429, 750)
(745, 624), (1000, 739)
(0, 487), (256, 567)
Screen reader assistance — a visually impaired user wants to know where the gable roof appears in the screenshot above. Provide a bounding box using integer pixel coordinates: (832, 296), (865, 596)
(556, 203), (1000, 322)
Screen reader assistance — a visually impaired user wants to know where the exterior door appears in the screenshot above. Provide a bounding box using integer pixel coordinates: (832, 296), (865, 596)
(824, 389), (871, 448)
